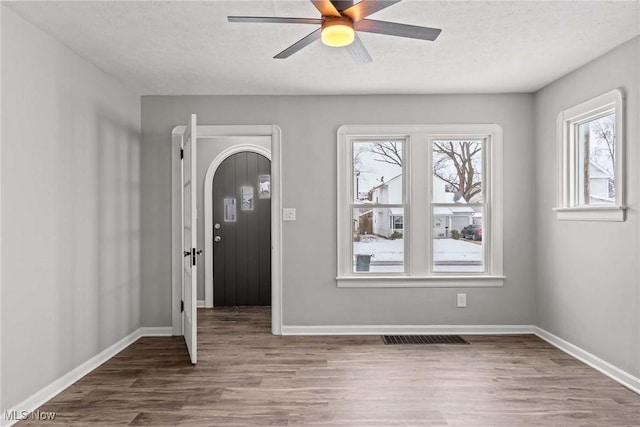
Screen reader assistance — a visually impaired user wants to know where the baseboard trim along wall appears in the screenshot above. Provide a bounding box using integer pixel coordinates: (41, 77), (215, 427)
(280, 324), (537, 335)
(534, 327), (640, 395)
(197, 300), (205, 308)
(139, 326), (174, 337)
(1, 327), (173, 427)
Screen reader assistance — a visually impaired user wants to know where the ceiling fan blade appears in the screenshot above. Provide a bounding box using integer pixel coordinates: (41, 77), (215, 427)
(342, 0), (401, 22)
(228, 16), (323, 25)
(355, 19), (441, 41)
(346, 33), (372, 64)
(330, 1), (355, 11)
(310, 0), (341, 17)
(274, 28), (322, 59)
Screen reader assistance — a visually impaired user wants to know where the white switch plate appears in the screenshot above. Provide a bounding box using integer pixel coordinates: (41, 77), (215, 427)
(283, 208), (296, 221)
(456, 293), (467, 308)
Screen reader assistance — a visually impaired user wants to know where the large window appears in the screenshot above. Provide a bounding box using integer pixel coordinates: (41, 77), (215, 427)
(337, 125), (504, 287)
(555, 89), (625, 221)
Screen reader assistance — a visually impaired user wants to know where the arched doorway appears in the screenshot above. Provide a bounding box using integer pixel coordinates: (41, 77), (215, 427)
(212, 151), (271, 306)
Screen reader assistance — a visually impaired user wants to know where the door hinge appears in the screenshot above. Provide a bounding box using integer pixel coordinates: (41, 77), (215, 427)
(180, 148), (184, 159)
(192, 247), (196, 266)
(180, 300), (184, 312)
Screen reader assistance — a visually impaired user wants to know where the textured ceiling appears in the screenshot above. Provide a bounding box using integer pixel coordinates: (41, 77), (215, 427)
(5, 0), (640, 95)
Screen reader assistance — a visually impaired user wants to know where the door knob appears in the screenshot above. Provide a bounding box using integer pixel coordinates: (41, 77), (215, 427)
(197, 249), (203, 255)
(214, 236), (222, 243)
(183, 251), (190, 257)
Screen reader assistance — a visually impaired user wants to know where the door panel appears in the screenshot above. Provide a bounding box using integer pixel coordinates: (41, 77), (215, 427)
(235, 155), (249, 304)
(213, 152), (271, 306)
(182, 114), (197, 364)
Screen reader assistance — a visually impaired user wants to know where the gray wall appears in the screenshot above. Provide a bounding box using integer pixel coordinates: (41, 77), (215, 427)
(534, 36), (640, 377)
(141, 93), (536, 327)
(1, 6), (141, 410)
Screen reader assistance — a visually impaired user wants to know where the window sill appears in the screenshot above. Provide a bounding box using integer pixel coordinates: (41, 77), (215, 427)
(336, 275), (505, 288)
(553, 206), (626, 222)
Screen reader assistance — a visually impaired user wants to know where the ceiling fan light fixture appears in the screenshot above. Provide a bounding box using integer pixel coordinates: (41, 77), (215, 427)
(321, 18), (355, 47)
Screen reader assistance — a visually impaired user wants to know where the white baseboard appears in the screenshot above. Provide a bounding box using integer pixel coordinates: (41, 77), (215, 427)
(281, 324), (536, 336)
(535, 327), (640, 395)
(197, 300), (205, 308)
(138, 326), (173, 337)
(1, 326), (172, 427)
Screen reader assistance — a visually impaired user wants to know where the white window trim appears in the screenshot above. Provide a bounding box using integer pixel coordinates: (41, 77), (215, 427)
(337, 124), (504, 288)
(554, 89), (626, 221)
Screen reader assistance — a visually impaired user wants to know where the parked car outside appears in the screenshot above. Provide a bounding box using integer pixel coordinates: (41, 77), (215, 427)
(461, 224), (482, 241)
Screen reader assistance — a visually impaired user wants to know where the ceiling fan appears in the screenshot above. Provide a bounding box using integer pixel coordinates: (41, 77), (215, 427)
(228, 0), (441, 63)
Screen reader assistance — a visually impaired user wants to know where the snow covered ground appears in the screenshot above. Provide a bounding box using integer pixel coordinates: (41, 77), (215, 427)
(353, 235), (483, 272)
(433, 238), (482, 264)
(353, 235), (403, 261)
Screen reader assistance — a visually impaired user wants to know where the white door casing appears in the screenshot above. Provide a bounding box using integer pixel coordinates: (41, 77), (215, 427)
(171, 125), (282, 336)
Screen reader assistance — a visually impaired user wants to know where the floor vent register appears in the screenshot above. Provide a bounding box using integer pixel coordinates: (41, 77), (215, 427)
(382, 335), (469, 345)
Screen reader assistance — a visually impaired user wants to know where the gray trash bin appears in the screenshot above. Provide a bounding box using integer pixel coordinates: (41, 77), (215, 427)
(355, 254), (372, 271)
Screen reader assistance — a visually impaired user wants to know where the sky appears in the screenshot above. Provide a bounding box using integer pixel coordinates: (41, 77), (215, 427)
(353, 141), (402, 195)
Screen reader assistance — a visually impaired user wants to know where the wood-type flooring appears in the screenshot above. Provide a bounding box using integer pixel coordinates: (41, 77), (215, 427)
(18, 307), (640, 426)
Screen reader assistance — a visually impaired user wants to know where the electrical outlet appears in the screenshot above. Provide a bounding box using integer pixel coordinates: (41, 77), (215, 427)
(456, 293), (467, 308)
(283, 208), (296, 221)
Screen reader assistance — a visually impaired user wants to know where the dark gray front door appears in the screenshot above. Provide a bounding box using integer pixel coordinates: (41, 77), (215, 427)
(213, 152), (271, 306)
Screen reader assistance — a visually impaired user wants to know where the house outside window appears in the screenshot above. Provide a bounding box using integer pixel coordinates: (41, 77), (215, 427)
(555, 89), (625, 221)
(337, 124), (504, 288)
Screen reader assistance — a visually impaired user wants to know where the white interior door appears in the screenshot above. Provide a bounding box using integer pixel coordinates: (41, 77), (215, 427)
(182, 113), (197, 364)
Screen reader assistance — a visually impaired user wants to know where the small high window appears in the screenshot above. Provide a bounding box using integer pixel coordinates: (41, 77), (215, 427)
(555, 89), (625, 221)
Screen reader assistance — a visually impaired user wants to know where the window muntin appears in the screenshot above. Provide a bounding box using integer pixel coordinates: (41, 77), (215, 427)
(556, 89), (624, 221)
(351, 140), (405, 273)
(431, 139), (485, 273)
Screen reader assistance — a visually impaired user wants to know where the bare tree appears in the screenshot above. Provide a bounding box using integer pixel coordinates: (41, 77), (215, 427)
(589, 115), (616, 198)
(362, 140), (482, 202)
(369, 141), (402, 167)
(590, 115), (615, 173)
(433, 141), (482, 202)
(353, 144), (374, 175)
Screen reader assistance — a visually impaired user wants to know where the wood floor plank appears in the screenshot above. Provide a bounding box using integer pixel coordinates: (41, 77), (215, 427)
(17, 307), (640, 426)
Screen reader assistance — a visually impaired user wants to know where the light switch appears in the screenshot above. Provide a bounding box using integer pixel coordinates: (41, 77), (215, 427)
(283, 208), (296, 221)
